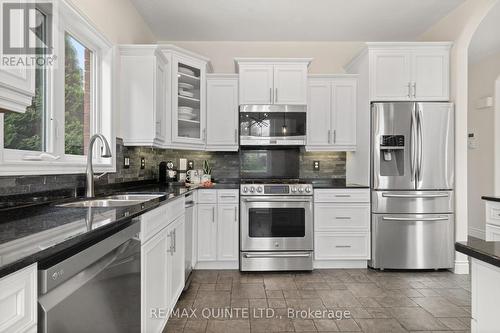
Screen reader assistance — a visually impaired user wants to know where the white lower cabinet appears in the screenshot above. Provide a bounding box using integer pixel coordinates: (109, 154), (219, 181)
(196, 190), (239, 269)
(471, 258), (500, 332)
(485, 224), (500, 241)
(313, 189), (370, 268)
(0, 264), (37, 333)
(141, 197), (185, 333)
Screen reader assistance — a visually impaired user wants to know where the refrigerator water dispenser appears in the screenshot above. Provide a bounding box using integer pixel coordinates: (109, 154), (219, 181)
(379, 135), (405, 176)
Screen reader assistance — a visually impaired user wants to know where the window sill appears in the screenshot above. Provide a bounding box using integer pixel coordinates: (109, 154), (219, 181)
(0, 160), (115, 176)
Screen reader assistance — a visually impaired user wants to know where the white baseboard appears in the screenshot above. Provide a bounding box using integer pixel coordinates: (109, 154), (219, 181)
(469, 226), (486, 240)
(314, 260), (368, 269)
(452, 252), (470, 275)
(195, 261), (239, 270)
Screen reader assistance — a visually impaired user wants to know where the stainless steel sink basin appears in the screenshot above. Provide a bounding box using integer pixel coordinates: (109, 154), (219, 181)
(103, 194), (164, 201)
(56, 194), (164, 208)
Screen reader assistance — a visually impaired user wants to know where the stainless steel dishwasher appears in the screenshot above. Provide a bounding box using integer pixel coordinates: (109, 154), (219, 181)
(184, 192), (195, 289)
(38, 223), (141, 333)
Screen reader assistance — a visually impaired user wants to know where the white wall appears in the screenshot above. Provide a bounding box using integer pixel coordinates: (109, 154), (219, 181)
(161, 41), (365, 73)
(419, 0), (498, 273)
(468, 51), (500, 238)
(69, 0), (155, 44)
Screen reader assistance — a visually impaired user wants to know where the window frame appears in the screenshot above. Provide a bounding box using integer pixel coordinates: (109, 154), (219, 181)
(0, 0), (116, 176)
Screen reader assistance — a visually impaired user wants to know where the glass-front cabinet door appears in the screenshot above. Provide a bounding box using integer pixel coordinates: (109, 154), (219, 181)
(171, 55), (206, 145)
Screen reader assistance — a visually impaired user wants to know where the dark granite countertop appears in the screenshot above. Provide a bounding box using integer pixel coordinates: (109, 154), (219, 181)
(455, 236), (500, 268)
(482, 196), (500, 203)
(0, 181), (239, 278)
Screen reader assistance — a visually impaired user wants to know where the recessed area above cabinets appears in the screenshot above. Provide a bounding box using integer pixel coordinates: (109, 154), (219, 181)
(235, 58), (311, 105)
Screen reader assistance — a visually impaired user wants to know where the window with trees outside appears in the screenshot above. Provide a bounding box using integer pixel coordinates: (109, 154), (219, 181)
(0, 1), (114, 175)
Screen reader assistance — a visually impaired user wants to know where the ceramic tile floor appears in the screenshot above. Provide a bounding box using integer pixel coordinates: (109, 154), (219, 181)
(163, 269), (471, 333)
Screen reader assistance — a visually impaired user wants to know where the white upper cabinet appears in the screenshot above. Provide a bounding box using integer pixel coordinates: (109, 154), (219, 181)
(307, 76), (358, 151)
(236, 59), (311, 105)
(0, 67), (35, 113)
(273, 65), (308, 105)
(206, 74), (239, 151)
(119, 45), (168, 148)
(238, 65), (274, 104)
(368, 43), (451, 101)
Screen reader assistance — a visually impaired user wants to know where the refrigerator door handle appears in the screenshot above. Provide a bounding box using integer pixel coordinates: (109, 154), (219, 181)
(417, 104), (424, 182)
(381, 193), (449, 198)
(382, 216), (449, 222)
(410, 103), (417, 182)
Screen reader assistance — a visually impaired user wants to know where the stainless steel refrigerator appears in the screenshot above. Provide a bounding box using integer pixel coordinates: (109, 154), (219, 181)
(370, 102), (454, 270)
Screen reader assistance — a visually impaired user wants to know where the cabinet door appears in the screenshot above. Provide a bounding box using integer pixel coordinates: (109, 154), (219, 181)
(197, 204), (217, 261)
(239, 65), (274, 104)
(0, 67), (35, 113)
(171, 55), (206, 146)
(168, 216), (185, 309)
(206, 78), (239, 151)
(273, 65), (308, 105)
(0, 264), (37, 333)
(486, 224), (500, 241)
(306, 80), (331, 148)
(217, 204), (239, 261)
(155, 60), (167, 145)
(142, 229), (169, 333)
(331, 79), (357, 148)
(412, 50), (449, 101)
(370, 50), (411, 101)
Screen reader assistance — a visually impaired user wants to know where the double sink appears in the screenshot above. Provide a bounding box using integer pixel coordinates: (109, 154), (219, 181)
(57, 194), (164, 208)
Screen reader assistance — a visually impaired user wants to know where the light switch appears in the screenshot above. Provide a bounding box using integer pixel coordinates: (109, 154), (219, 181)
(124, 157), (130, 169)
(313, 161), (320, 171)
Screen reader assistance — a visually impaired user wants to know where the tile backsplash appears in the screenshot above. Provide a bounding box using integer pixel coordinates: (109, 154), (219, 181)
(0, 138), (345, 196)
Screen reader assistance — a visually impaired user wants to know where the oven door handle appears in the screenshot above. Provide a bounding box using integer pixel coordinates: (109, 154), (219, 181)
(242, 198), (312, 203)
(243, 253), (311, 259)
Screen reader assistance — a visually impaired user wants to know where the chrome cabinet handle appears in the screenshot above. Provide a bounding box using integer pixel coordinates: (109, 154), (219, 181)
(381, 193), (449, 198)
(335, 217), (352, 220)
(333, 130), (337, 144)
(234, 207), (238, 222)
(220, 195), (237, 198)
(167, 231), (174, 255)
(275, 88), (278, 103)
(335, 245), (352, 248)
(270, 88), (273, 104)
(407, 82), (411, 98)
(173, 229), (176, 253)
(212, 206), (215, 222)
(334, 194), (351, 198)
(328, 130), (332, 144)
(382, 216), (449, 222)
(234, 129), (238, 143)
(412, 82), (417, 98)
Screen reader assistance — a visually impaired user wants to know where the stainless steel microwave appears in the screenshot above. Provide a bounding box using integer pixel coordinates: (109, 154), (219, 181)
(239, 105), (306, 146)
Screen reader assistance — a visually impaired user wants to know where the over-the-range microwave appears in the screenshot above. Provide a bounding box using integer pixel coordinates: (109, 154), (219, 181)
(239, 105), (306, 146)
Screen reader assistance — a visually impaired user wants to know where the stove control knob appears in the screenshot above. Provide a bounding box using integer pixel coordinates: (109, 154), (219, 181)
(298, 187), (304, 193)
(305, 187), (312, 193)
(291, 186), (297, 193)
(250, 187), (255, 193)
(242, 187), (248, 193)
(257, 186), (263, 193)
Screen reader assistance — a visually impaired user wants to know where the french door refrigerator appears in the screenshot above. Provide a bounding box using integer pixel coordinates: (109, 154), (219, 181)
(371, 102), (454, 269)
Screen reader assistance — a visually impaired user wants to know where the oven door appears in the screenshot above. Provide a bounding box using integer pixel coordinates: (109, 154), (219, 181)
(240, 196), (313, 251)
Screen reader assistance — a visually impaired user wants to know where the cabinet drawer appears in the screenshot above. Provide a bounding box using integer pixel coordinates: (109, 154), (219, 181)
(486, 201), (500, 226)
(314, 233), (370, 260)
(217, 190), (239, 204)
(486, 224), (500, 241)
(141, 197), (185, 242)
(314, 189), (370, 203)
(315, 204), (370, 231)
(0, 263), (37, 333)
(197, 189), (217, 204)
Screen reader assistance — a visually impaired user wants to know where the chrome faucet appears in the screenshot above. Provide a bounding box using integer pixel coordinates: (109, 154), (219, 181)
(86, 134), (112, 198)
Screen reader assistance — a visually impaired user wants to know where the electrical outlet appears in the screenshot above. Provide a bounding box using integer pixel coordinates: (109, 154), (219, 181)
(187, 160), (194, 170)
(313, 161), (320, 171)
(140, 157), (146, 169)
(124, 157), (130, 169)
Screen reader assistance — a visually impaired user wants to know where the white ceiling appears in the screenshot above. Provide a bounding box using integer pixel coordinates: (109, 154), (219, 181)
(131, 0), (465, 41)
(469, 2), (500, 64)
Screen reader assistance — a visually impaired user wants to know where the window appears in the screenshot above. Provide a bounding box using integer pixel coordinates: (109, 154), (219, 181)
(64, 33), (92, 156)
(0, 1), (115, 175)
(3, 8), (48, 152)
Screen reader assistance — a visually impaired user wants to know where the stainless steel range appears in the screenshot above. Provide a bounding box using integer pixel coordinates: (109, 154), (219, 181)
(240, 181), (314, 271)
